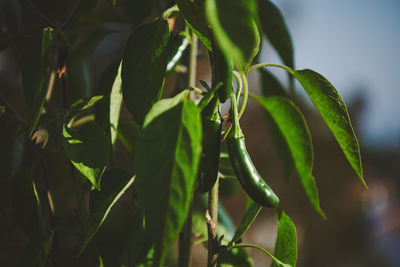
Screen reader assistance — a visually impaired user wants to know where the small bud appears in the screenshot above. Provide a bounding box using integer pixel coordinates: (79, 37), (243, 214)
(31, 128), (49, 149)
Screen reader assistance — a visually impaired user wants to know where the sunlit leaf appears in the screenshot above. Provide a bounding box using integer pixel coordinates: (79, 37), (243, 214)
(271, 209), (297, 267)
(291, 69), (365, 187)
(109, 62), (123, 148)
(166, 32), (190, 73)
(122, 18), (169, 126)
(253, 95), (325, 218)
(62, 121), (110, 189)
(205, 0), (260, 71)
(134, 91), (202, 266)
(77, 168), (135, 256)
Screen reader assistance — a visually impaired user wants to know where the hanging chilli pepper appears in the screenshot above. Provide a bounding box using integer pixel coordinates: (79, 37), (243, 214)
(211, 43), (233, 103)
(166, 32), (190, 74)
(226, 93), (279, 207)
(197, 96), (222, 192)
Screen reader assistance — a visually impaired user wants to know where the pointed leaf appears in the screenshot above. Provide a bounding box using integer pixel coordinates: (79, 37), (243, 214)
(260, 69), (294, 179)
(28, 27), (55, 136)
(258, 0), (294, 68)
(134, 91), (202, 266)
(205, 0), (260, 71)
(109, 62), (123, 147)
(62, 121), (110, 189)
(230, 198), (262, 245)
(271, 209), (297, 267)
(291, 69), (365, 187)
(18, 231), (53, 267)
(77, 168), (135, 256)
(122, 18), (170, 126)
(166, 32), (190, 73)
(253, 95), (325, 218)
(175, 0), (212, 50)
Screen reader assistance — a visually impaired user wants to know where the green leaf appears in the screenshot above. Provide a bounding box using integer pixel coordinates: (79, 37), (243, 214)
(218, 247), (254, 267)
(258, 0), (294, 68)
(62, 121), (110, 190)
(271, 209), (297, 267)
(18, 231), (53, 267)
(109, 61), (123, 148)
(95, 201), (151, 266)
(77, 168), (135, 256)
(28, 27), (55, 136)
(291, 69), (365, 187)
(122, 18), (170, 126)
(259, 69), (294, 180)
(253, 95), (325, 218)
(230, 198), (262, 245)
(175, 0), (212, 50)
(134, 91), (202, 266)
(119, 0), (153, 27)
(116, 118), (141, 160)
(205, 0), (260, 71)
(67, 95), (105, 121)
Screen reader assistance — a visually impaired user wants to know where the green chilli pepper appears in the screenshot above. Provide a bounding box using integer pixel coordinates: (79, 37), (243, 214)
(211, 43), (233, 103)
(198, 96), (222, 192)
(226, 93), (279, 207)
(166, 33), (189, 74)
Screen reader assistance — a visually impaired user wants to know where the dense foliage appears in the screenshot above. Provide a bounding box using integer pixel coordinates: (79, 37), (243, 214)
(0, 0), (365, 266)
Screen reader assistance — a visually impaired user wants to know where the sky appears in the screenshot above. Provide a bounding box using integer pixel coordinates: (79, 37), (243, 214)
(266, 0), (400, 148)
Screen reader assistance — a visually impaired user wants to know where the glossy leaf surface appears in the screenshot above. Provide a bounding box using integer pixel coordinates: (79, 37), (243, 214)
(175, 0), (212, 50)
(62, 121), (110, 190)
(205, 0), (260, 71)
(292, 69), (365, 187)
(258, 0), (294, 68)
(109, 61), (123, 147)
(77, 168), (135, 256)
(134, 91), (202, 266)
(253, 95), (325, 217)
(271, 209), (297, 267)
(122, 19), (169, 126)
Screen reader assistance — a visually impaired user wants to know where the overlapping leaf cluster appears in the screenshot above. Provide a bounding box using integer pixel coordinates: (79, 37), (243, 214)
(0, 0), (365, 266)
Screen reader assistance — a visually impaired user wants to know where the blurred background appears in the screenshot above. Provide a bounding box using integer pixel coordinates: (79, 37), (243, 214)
(1, 0), (399, 266)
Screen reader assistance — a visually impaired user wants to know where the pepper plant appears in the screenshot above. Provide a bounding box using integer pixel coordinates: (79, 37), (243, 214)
(0, 0), (366, 266)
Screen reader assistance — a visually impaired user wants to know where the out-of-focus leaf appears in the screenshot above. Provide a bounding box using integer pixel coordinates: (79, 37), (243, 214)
(122, 19), (169, 126)
(230, 198), (261, 245)
(117, 118), (141, 159)
(24, 27), (55, 136)
(192, 193), (235, 242)
(271, 209), (297, 267)
(18, 231), (53, 267)
(134, 91), (202, 266)
(67, 95), (105, 121)
(259, 69), (294, 180)
(11, 167), (43, 238)
(62, 121), (110, 190)
(218, 247), (254, 267)
(290, 69), (365, 187)
(95, 201), (151, 267)
(258, 0), (294, 68)
(253, 95), (325, 218)
(77, 168), (135, 256)
(205, 0), (260, 71)
(175, 0), (212, 50)
(119, 0), (153, 27)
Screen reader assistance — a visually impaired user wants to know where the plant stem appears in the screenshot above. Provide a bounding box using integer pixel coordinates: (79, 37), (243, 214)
(248, 62), (293, 73)
(207, 177), (219, 267)
(178, 30), (198, 267)
(238, 71), (248, 119)
(188, 31), (198, 100)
